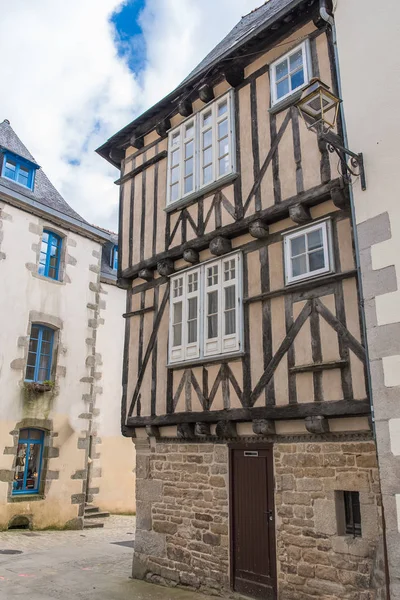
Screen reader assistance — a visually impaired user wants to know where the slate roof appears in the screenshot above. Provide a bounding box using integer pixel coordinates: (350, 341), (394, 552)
(181, 0), (296, 87)
(0, 119), (88, 225)
(97, 228), (118, 281)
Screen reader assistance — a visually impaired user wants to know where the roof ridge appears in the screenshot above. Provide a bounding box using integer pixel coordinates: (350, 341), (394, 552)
(243, 1), (270, 19)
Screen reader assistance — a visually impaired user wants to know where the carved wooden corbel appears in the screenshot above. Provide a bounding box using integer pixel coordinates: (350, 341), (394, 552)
(145, 425), (159, 438)
(249, 219), (269, 239)
(252, 419), (275, 436)
(155, 118), (171, 138)
(130, 134), (144, 150)
(109, 147), (124, 163)
(198, 84), (214, 104)
(157, 258), (175, 277)
(331, 186), (350, 210)
(289, 203), (312, 224)
(138, 268), (154, 282)
(305, 415), (329, 434)
(210, 236), (232, 256)
(183, 248), (199, 264)
(177, 423), (195, 439)
(178, 98), (193, 117)
(195, 422), (211, 437)
(223, 66), (244, 88)
(216, 420), (237, 438)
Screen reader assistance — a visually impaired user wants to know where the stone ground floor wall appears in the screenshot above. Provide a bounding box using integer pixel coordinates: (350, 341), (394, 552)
(133, 434), (387, 599)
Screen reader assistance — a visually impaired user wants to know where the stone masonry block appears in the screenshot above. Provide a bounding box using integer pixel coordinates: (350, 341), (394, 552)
(135, 529), (166, 558)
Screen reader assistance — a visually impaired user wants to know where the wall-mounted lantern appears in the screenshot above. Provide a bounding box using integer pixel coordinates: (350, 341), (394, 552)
(296, 78), (366, 190)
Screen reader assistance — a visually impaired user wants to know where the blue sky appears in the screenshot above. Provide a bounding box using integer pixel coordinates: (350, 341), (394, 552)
(111, 0), (147, 73)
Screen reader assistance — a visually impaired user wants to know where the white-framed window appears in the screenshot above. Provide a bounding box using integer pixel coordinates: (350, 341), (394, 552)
(169, 252), (242, 363)
(284, 219), (334, 285)
(270, 40), (311, 106)
(167, 91), (235, 206)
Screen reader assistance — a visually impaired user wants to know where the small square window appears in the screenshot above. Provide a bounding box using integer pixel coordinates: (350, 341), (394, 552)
(284, 220), (333, 285)
(270, 40), (311, 107)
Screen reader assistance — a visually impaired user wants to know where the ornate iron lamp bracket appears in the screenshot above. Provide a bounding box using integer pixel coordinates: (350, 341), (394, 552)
(320, 130), (366, 191)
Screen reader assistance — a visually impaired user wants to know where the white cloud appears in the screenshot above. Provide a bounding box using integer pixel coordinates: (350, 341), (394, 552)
(0, 0), (262, 230)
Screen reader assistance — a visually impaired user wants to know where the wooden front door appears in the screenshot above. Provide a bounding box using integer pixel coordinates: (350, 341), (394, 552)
(230, 444), (276, 600)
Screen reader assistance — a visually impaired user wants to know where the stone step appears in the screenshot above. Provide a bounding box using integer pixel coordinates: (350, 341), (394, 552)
(84, 511), (110, 520)
(84, 505), (101, 514)
(83, 521), (104, 529)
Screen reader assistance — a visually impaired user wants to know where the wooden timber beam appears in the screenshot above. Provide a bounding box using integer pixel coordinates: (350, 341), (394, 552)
(121, 178), (343, 279)
(115, 151), (167, 185)
(127, 399), (371, 428)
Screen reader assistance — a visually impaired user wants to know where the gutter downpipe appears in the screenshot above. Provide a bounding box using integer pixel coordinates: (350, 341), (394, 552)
(319, 2), (391, 597)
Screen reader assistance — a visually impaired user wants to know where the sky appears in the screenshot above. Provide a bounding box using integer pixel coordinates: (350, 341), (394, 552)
(0, 0), (263, 231)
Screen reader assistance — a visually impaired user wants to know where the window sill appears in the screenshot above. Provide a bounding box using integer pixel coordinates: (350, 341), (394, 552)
(31, 272), (65, 285)
(167, 351), (245, 370)
(165, 172), (238, 214)
(9, 494), (44, 503)
(285, 268), (335, 287)
(269, 89), (303, 115)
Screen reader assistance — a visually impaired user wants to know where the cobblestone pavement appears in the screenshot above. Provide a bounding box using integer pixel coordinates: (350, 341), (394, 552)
(0, 516), (219, 600)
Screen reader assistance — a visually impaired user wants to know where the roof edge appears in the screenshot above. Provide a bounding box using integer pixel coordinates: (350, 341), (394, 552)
(0, 183), (110, 243)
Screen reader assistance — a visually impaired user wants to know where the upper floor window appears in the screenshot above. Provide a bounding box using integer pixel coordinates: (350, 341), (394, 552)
(110, 245), (118, 271)
(284, 219), (333, 285)
(169, 252), (242, 364)
(1, 151), (36, 190)
(26, 324), (55, 383)
(39, 230), (62, 280)
(167, 91), (235, 206)
(270, 41), (311, 106)
(13, 429), (44, 496)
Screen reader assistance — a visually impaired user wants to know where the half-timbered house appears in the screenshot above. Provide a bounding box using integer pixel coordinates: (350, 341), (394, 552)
(97, 0), (386, 597)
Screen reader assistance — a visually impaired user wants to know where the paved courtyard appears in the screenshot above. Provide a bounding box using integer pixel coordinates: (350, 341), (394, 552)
(0, 516), (219, 600)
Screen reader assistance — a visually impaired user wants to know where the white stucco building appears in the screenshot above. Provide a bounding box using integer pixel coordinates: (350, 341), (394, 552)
(0, 119), (135, 530)
(332, 1), (400, 596)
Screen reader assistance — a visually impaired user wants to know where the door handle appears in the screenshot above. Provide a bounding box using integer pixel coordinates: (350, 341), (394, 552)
(264, 510), (274, 521)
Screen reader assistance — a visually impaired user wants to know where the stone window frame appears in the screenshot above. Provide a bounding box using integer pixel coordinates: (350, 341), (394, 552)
(314, 472), (380, 545)
(11, 311), (65, 388)
(5, 418), (59, 504)
(24, 313), (62, 385)
(29, 222), (71, 285)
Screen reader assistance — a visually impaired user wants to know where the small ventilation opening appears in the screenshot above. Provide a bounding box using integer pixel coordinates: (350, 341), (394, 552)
(335, 491), (362, 538)
(8, 515), (30, 530)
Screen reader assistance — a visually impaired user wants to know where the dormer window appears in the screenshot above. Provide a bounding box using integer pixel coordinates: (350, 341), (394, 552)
(167, 91), (235, 207)
(1, 151), (37, 190)
(110, 245), (118, 271)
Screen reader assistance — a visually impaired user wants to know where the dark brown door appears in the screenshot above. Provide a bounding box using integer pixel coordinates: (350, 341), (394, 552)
(230, 444), (276, 600)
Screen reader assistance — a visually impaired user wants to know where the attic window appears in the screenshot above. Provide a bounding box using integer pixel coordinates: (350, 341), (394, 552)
(1, 151), (37, 190)
(270, 40), (311, 106)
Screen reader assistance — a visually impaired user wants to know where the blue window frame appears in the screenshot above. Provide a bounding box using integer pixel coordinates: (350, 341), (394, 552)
(26, 325), (54, 383)
(1, 151), (37, 190)
(38, 230), (62, 280)
(13, 429), (44, 496)
(110, 245), (118, 271)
